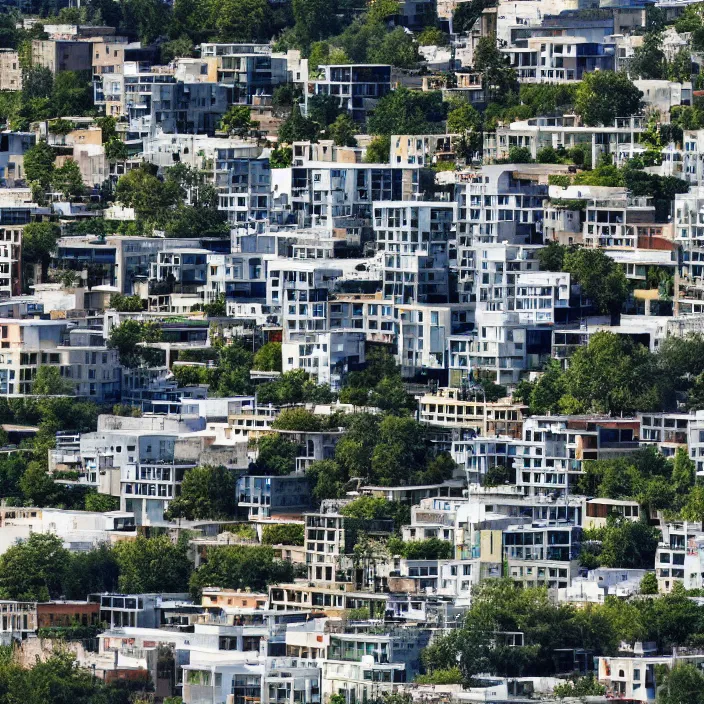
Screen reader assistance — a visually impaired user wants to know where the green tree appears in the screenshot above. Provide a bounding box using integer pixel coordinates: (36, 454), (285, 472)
(271, 408), (324, 431)
(278, 103), (319, 143)
(563, 332), (661, 414)
(108, 319), (164, 368)
(254, 433), (300, 475)
(473, 35), (517, 102)
(23, 139), (55, 192)
(365, 134), (390, 162)
(640, 572), (659, 595)
(160, 35), (194, 63)
(0, 532), (69, 601)
(261, 523), (305, 545)
(189, 545), (293, 598)
(575, 71), (643, 126)
(368, 88), (445, 135)
(328, 113), (358, 146)
(293, 0), (337, 45)
(370, 415), (429, 485)
(446, 101), (481, 134)
(84, 492), (120, 512)
(220, 104), (255, 137)
(51, 158), (85, 199)
(115, 163), (181, 223)
(507, 145), (532, 163)
(253, 342), (282, 371)
(563, 247), (629, 317)
(368, 27), (419, 68)
(164, 465), (237, 520)
(51, 71), (93, 117)
(110, 293), (143, 312)
(657, 664), (704, 704)
(113, 535), (191, 593)
(32, 366), (72, 395)
(630, 32), (667, 80)
(306, 459), (347, 502)
(215, 0), (269, 41)
(553, 675), (605, 698)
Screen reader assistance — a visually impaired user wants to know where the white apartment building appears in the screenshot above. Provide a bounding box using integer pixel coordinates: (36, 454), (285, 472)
(374, 201), (456, 305)
(485, 116), (646, 167)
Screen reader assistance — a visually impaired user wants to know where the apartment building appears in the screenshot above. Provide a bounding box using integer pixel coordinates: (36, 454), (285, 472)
(504, 36), (615, 83)
(307, 65), (392, 124)
(375, 201), (456, 305)
(419, 387), (527, 438)
(236, 475), (312, 520)
(513, 416), (640, 497)
(0, 51), (21, 91)
(79, 414), (208, 524)
(485, 115), (645, 167)
(503, 522), (582, 590)
(31, 39), (92, 74)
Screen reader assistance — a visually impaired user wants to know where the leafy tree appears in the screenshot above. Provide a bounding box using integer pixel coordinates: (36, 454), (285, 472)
(0, 532), (69, 601)
(261, 523), (305, 545)
(388, 537), (453, 559)
(120, 0), (172, 44)
(110, 293), (143, 312)
(220, 104), (255, 137)
(22, 222), (61, 291)
(483, 463), (515, 487)
(161, 35), (194, 63)
(446, 101), (481, 134)
(62, 543), (120, 599)
(365, 134), (390, 162)
(671, 447), (696, 497)
(306, 459), (347, 501)
(630, 32), (667, 80)
(575, 71), (643, 126)
(328, 113), (358, 146)
(271, 408), (324, 431)
(254, 434), (300, 475)
(164, 465), (237, 520)
(292, 0), (338, 45)
(563, 332), (661, 414)
(32, 366), (72, 395)
(473, 35), (517, 102)
(108, 319), (163, 368)
(669, 47), (693, 83)
(585, 517), (659, 570)
(115, 163), (181, 223)
(308, 93), (343, 128)
(215, 0), (270, 41)
(370, 415), (429, 485)
(553, 675), (605, 698)
(452, 0), (494, 33)
(507, 146), (532, 163)
(189, 545), (293, 598)
(416, 27), (448, 46)
(367, 88), (446, 135)
(23, 139), (55, 192)
(84, 492), (120, 512)
(563, 247), (629, 317)
(113, 535), (191, 593)
(415, 668), (464, 685)
(657, 664), (704, 704)
(640, 572), (659, 595)
(271, 146), (293, 168)
(368, 27), (419, 68)
(51, 158), (84, 199)
(50, 71), (93, 117)
(253, 342), (282, 371)
(278, 103), (319, 143)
